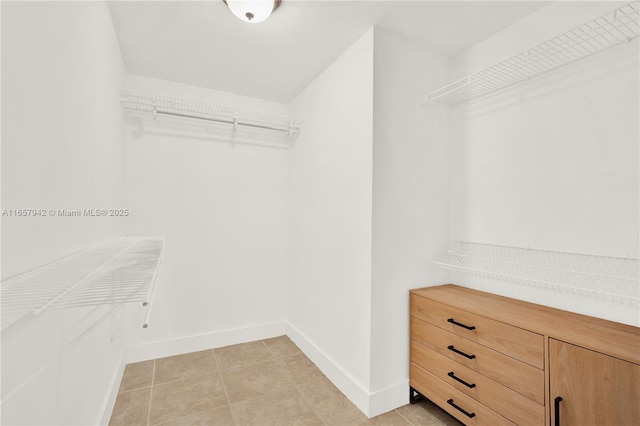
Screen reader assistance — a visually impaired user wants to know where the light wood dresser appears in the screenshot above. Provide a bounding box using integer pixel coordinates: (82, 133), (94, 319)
(409, 284), (640, 426)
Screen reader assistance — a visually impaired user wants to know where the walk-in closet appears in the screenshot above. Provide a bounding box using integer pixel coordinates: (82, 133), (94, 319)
(2, 1), (638, 425)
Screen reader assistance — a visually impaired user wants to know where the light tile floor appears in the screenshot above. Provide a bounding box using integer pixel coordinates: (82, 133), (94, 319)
(109, 336), (463, 426)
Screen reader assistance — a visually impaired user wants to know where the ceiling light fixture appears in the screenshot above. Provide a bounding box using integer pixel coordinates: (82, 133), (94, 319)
(223, 0), (281, 24)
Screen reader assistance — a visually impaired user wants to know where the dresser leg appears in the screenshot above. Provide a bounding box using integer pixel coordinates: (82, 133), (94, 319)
(409, 386), (424, 404)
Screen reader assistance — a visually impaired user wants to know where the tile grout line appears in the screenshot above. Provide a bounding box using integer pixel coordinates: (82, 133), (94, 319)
(150, 351), (228, 426)
(145, 367), (220, 388)
(213, 348), (238, 426)
(290, 356), (370, 425)
(272, 343), (331, 425)
(159, 350), (229, 426)
(146, 360), (156, 426)
(116, 384), (153, 394)
(234, 338), (328, 424)
(394, 407), (417, 426)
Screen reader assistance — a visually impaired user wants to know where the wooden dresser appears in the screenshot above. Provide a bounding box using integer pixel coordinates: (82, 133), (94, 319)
(409, 284), (640, 426)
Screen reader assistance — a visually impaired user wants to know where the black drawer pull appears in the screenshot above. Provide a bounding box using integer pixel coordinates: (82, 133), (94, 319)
(448, 371), (476, 388)
(447, 399), (476, 418)
(448, 345), (476, 359)
(554, 396), (563, 426)
(447, 318), (476, 330)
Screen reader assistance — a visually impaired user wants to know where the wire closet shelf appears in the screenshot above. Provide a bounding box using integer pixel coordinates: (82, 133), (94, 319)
(1, 237), (164, 330)
(423, 1), (640, 104)
(121, 89), (302, 145)
(433, 242), (640, 306)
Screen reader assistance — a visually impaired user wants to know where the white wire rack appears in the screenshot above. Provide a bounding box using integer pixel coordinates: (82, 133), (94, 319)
(434, 241), (640, 306)
(423, 1), (640, 104)
(1, 237), (164, 330)
(121, 89), (302, 146)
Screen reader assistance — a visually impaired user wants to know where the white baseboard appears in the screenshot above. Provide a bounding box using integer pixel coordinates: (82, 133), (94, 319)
(125, 321), (287, 363)
(368, 380), (409, 417)
(98, 354), (127, 425)
(285, 322), (370, 415)
(286, 322), (409, 418)
(286, 323), (409, 417)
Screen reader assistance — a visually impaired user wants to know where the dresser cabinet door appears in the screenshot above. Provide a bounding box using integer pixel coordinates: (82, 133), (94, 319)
(549, 339), (640, 426)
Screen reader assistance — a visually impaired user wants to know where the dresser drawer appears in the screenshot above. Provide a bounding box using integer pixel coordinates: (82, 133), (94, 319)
(411, 316), (544, 404)
(411, 294), (543, 369)
(410, 363), (516, 426)
(411, 340), (545, 425)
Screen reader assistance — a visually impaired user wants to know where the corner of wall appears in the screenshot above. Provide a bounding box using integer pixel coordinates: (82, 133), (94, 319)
(286, 24), (375, 410)
(369, 25), (450, 409)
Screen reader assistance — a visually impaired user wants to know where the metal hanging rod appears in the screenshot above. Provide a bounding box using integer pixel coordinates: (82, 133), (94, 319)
(153, 110), (294, 134)
(121, 89), (302, 142)
(433, 241), (640, 306)
(423, 1), (639, 104)
(1, 237), (164, 330)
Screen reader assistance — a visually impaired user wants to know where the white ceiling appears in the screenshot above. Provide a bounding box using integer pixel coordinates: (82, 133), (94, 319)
(108, 1), (549, 103)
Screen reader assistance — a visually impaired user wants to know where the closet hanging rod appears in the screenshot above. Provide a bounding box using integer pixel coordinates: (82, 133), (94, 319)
(120, 89), (302, 141)
(155, 110), (294, 134)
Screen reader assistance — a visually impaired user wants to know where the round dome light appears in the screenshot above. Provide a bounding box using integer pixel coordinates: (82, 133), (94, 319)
(223, 0), (281, 24)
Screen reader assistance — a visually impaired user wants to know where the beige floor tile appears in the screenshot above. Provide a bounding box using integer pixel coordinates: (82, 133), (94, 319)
(154, 405), (235, 426)
(421, 400), (464, 426)
(350, 410), (412, 426)
(119, 360), (155, 393)
(231, 392), (322, 426)
(277, 353), (325, 384)
(109, 387), (151, 426)
(149, 374), (229, 425)
(222, 360), (296, 403)
(214, 341), (272, 370)
(295, 374), (343, 404)
(112, 338), (443, 426)
(309, 393), (369, 425)
(155, 350), (217, 385)
(395, 400), (462, 426)
(263, 335), (303, 359)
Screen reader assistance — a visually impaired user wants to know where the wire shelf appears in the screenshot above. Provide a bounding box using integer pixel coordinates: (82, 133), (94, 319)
(434, 241), (640, 306)
(423, 1), (640, 104)
(1, 237), (164, 330)
(121, 89), (302, 145)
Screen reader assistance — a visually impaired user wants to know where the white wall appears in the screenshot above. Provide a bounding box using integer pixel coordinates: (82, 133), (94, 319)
(370, 28), (449, 412)
(1, 1), (125, 279)
(1, 1), (130, 424)
(122, 75), (289, 360)
(287, 29), (374, 412)
(448, 2), (639, 325)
